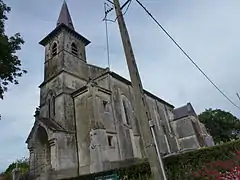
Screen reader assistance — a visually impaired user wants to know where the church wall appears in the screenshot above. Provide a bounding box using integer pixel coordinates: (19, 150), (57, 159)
(166, 107), (175, 122)
(171, 116), (200, 150)
(94, 74), (110, 90)
(54, 94), (64, 123)
(127, 86), (141, 136)
(172, 117), (196, 139)
(39, 71), (86, 131)
(40, 73), (64, 107)
(62, 94), (75, 131)
(53, 132), (78, 179)
(143, 95), (180, 153)
(97, 90), (115, 132)
(156, 101), (179, 153)
(44, 31), (65, 80)
(41, 93), (74, 131)
(63, 72), (86, 92)
(44, 31), (64, 62)
(87, 64), (106, 80)
(39, 74), (64, 122)
(73, 85), (122, 174)
(62, 51), (105, 82)
(61, 29), (89, 81)
(110, 77), (138, 160)
(63, 51), (89, 81)
(96, 88), (120, 162)
(145, 96), (171, 154)
(63, 29), (87, 61)
(111, 77), (142, 160)
(74, 90), (91, 174)
(109, 75), (179, 156)
(178, 135), (200, 150)
(62, 30), (105, 82)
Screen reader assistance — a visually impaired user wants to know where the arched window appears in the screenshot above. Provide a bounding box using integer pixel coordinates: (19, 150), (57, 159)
(51, 43), (57, 57)
(121, 95), (134, 126)
(71, 43), (78, 56)
(46, 90), (55, 119)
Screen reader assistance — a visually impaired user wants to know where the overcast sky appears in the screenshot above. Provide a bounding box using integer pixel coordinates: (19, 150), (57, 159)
(1, 0), (240, 172)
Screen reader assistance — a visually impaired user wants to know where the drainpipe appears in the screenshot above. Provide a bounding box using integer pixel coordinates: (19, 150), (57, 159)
(149, 120), (167, 180)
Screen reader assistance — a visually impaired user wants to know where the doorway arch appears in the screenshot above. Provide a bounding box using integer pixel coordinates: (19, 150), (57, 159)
(35, 126), (51, 174)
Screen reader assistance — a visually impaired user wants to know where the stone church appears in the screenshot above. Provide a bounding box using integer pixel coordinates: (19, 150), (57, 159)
(25, 1), (214, 179)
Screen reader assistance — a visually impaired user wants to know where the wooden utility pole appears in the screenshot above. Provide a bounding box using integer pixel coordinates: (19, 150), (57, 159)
(113, 0), (166, 179)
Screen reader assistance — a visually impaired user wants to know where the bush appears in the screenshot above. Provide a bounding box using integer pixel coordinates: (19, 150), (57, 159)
(163, 140), (240, 179)
(62, 140), (240, 179)
(62, 159), (152, 180)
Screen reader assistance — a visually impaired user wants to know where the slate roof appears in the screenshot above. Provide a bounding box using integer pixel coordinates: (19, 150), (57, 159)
(25, 117), (67, 143)
(39, 1), (90, 46)
(71, 68), (174, 108)
(38, 117), (65, 131)
(109, 71), (175, 108)
(57, 0), (74, 30)
(172, 102), (197, 120)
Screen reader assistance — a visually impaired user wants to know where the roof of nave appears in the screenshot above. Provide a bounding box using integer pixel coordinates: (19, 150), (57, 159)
(71, 66), (174, 108)
(172, 102), (197, 120)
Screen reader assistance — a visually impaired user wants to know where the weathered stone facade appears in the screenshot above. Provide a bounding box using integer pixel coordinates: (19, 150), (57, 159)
(171, 103), (215, 151)
(25, 2), (214, 180)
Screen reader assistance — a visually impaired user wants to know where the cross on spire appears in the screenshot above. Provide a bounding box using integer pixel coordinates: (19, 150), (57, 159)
(57, 0), (74, 30)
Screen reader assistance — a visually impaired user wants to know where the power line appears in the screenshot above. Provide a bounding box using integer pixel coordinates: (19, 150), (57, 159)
(135, 0), (240, 110)
(237, 93), (240, 101)
(103, 0), (132, 22)
(102, 0), (133, 68)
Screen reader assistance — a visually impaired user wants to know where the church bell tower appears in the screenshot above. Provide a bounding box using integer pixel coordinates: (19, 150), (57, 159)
(39, 1), (91, 81)
(38, 1), (91, 130)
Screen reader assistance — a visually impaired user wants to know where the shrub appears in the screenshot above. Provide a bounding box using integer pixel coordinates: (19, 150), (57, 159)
(62, 140), (240, 179)
(163, 140), (240, 179)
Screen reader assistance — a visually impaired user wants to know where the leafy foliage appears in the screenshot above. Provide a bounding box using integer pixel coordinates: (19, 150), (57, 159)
(164, 140), (240, 180)
(58, 141), (240, 180)
(0, 0), (26, 99)
(1, 157), (29, 180)
(191, 153), (240, 179)
(199, 109), (240, 144)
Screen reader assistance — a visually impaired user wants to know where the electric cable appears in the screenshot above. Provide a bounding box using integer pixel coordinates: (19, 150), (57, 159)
(135, 0), (240, 110)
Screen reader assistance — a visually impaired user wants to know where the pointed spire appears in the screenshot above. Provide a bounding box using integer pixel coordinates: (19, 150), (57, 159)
(57, 0), (74, 30)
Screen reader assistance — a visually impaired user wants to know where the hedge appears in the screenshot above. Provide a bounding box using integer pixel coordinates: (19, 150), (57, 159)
(63, 140), (240, 180)
(63, 159), (152, 180)
(164, 140), (240, 179)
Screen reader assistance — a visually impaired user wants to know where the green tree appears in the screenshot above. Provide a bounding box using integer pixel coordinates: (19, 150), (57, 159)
(2, 157), (29, 180)
(199, 108), (240, 144)
(0, 0), (26, 99)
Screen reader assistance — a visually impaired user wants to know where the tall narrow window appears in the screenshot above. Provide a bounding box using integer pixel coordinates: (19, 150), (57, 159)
(123, 101), (130, 125)
(51, 43), (57, 57)
(52, 96), (55, 116)
(107, 135), (113, 147)
(103, 100), (108, 110)
(162, 124), (167, 134)
(71, 43), (78, 56)
(47, 91), (55, 119)
(48, 99), (51, 118)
